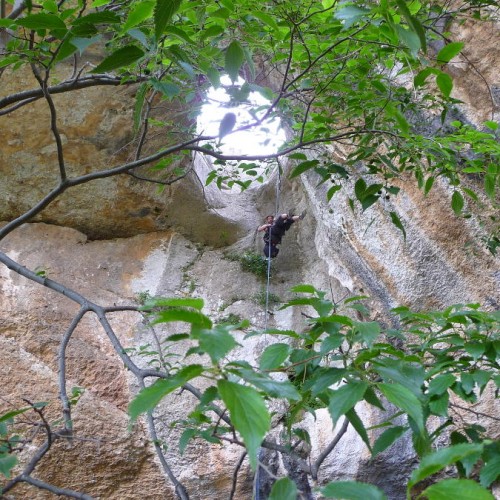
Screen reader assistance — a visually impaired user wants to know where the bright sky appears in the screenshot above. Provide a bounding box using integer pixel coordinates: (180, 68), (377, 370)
(197, 76), (286, 156)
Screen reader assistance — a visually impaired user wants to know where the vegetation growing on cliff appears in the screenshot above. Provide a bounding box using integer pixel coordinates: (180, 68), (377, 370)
(0, 0), (499, 498)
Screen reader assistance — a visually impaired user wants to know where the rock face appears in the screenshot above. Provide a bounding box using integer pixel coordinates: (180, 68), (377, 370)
(1, 15), (499, 500)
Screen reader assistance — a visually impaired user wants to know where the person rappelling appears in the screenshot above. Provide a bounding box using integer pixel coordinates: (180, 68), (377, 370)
(257, 211), (306, 258)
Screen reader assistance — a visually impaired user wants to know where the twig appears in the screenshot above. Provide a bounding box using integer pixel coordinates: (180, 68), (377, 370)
(20, 475), (93, 499)
(229, 452), (247, 500)
(140, 377), (189, 500)
(310, 417), (349, 479)
(58, 307), (88, 433)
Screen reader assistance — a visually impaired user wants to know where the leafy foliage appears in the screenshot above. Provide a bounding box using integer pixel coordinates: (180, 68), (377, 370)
(230, 250), (269, 278)
(1, 0), (498, 229)
(128, 288), (499, 497)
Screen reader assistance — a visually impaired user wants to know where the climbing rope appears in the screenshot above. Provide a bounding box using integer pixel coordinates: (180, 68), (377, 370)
(255, 161), (283, 500)
(256, 164), (282, 499)
(264, 160), (282, 330)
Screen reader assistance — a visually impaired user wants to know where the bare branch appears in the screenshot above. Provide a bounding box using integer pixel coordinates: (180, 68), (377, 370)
(0, 75), (146, 112)
(20, 476), (93, 499)
(229, 452), (247, 500)
(450, 402), (500, 422)
(30, 64), (67, 181)
(140, 378), (189, 500)
(310, 418), (349, 479)
(58, 307), (88, 433)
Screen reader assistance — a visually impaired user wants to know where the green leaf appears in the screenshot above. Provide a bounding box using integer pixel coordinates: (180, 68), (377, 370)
(393, 24), (421, 56)
(68, 35), (102, 56)
(72, 11), (121, 26)
(409, 443), (484, 488)
(0, 407), (31, 422)
(225, 40), (245, 83)
(429, 392), (449, 417)
(346, 408), (371, 452)
(414, 67), (439, 87)
(484, 120), (498, 130)
(378, 383), (424, 434)
(420, 479), (494, 500)
(218, 380), (270, 470)
(206, 67), (221, 88)
(54, 38), (79, 62)
(288, 153), (308, 161)
(317, 314), (352, 326)
(179, 428), (197, 454)
(290, 159), (321, 178)
(462, 186), (479, 203)
(153, 308), (212, 328)
(236, 368), (301, 400)
(0, 19), (16, 28)
(195, 326), (237, 363)
(428, 374), (455, 396)
(372, 426), (408, 457)
(424, 176), (435, 195)
(395, 0), (427, 53)
(451, 191), (464, 215)
(0, 454), (18, 478)
(122, 0), (155, 32)
(328, 382), (368, 427)
(334, 6), (370, 22)
(201, 24), (225, 41)
(389, 211), (406, 240)
(310, 367), (346, 395)
(252, 11), (280, 31)
(164, 25), (196, 44)
(321, 480), (387, 500)
(327, 185), (342, 201)
(150, 79), (181, 99)
(480, 454), (500, 487)
(320, 333), (344, 354)
(353, 321), (380, 347)
(155, 0), (182, 39)
(436, 42), (464, 64)
(464, 342), (486, 360)
(354, 178), (367, 201)
(484, 174), (495, 199)
(16, 13), (66, 30)
(374, 359), (424, 397)
(260, 343), (290, 370)
(363, 386), (385, 411)
(243, 45), (255, 81)
(91, 45), (144, 73)
(269, 477), (298, 500)
(436, 72), (453, 98)
(129, 365), (204, 421)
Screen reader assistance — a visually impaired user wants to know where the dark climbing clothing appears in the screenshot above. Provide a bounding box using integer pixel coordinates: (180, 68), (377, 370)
(262, 215), (296, 258)
(263, 241), (279, 258)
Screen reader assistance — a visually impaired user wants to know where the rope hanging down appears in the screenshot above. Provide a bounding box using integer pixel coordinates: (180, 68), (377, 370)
(264, 160), (282, 330)
(255, 161), (282, 500)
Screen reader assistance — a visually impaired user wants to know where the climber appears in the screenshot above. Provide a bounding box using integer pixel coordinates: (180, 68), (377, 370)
(257, 211), (306, 258)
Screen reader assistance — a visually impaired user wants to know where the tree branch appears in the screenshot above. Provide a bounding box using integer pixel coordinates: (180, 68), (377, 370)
(0, 75), (146, 112)
(310, 417), (349, 479)
(58, 307), (88, 433)
(229, 451), (247, 500)
(20, 475), (93, 499)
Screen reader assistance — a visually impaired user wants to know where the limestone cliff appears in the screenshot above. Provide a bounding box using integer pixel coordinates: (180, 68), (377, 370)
(1, 10), (499, 500)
